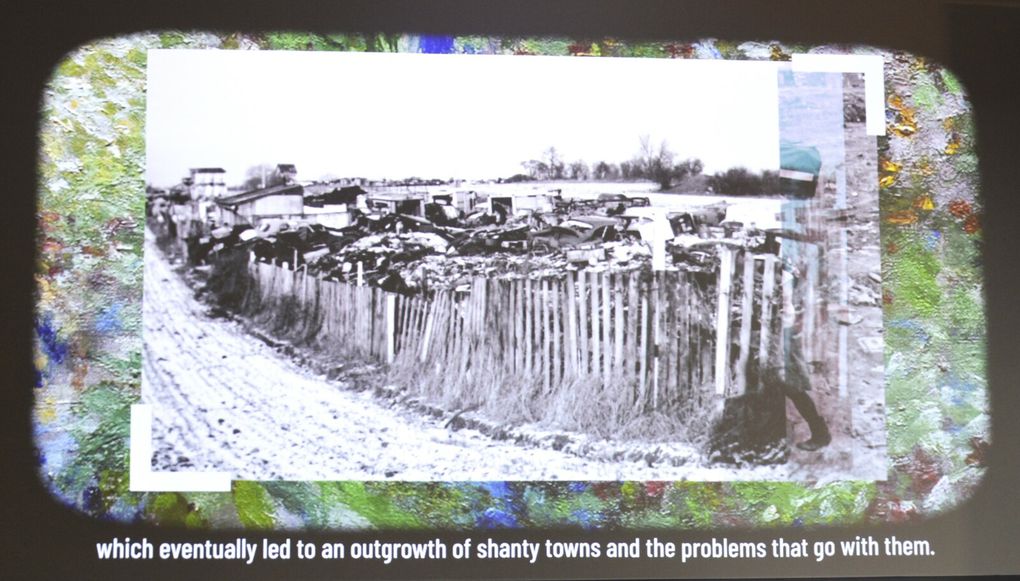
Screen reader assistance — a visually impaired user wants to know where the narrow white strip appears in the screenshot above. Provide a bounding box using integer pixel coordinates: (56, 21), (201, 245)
(129, 404), (233, 492)
(838, 228), (850, 398)
(779, 168), (817, 182)
(791, 53), (886, 136)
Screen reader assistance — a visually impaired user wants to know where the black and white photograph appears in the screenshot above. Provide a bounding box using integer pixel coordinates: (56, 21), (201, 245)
(142, 49), (885, 482)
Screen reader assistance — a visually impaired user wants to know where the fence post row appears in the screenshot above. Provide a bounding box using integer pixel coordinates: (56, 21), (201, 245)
(245, 249), (789, 417)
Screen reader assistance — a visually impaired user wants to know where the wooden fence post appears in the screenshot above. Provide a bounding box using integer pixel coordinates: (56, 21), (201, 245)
(613, 275), (624, 382)
(715, 247), (735, 396)
(386, 293), (396, 364)
(541, 278), (551, 393)
(626, 271), (639, 398)
(651, 271), (661, 409)
(565, 272), (578, 379)
(524, 277), (533, 375)
(781, 267), (794, 381)
(577, 271), (589, 376)
(420, 297), (436, 362)
(239, 256), (798, 432)
(506, 279), (517, 375)
(733, 251), (756, 396)
(632, 277), (648, 411)
(758, 255), (777, 371)
(804, 244), (816, 363)
(551, 278), (561, 385)
(514, 279), (524, 374)
(590, 270), (601, 383)
(602, 272), (612, 387)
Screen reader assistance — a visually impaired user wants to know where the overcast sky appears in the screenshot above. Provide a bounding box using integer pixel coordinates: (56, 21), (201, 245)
(146, 50), (782, 187)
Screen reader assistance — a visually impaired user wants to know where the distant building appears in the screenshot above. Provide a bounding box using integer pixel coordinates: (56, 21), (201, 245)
(188, 168), (227, 200)
(275, 164), (298, 184)
(366, 191), (427, 217)
(214, 183), (304, 227)
(303, 185), (366, 229)
(304, 185), (366, 207)
(303, 205), (353, 229)
(489, 192), (555, 216)
(429, 190), (478, 214)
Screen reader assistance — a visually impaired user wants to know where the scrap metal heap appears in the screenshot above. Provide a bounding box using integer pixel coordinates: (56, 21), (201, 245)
(179, 194), (775, 295)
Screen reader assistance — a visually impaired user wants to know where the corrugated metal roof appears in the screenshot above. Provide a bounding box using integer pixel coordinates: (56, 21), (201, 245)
(215, 183), (304, 206)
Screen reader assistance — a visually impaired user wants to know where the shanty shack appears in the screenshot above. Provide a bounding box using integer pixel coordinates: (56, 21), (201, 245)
(429, 190), (479, 214)
(214, 183), (304, 227)
(366, 191), (427, 217)
(303, 205), (354, 229)
(303, 185), (366, 229)
(488, 192), (556, 216)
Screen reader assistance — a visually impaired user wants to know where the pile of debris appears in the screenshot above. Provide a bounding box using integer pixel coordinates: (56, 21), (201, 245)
(187, 196), (779, 296)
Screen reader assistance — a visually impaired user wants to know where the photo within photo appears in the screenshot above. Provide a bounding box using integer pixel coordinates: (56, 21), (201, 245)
(143, 49), (885, 481)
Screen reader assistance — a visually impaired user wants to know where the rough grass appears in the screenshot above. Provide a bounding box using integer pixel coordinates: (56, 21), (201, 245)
(207, 249), (257, 312)
(208, 258), (720, 445)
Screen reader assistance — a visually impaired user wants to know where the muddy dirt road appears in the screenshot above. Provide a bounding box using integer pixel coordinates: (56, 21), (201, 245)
(143, 233), (762, 481)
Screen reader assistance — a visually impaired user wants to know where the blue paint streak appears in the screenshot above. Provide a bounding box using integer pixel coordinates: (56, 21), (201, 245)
(476, 507), (518, 529)
(571, 508), (599, 530)
(34, 422), (78, 476)
(95, 303), (123, 334)
(695, 42), (722, 59)
(480, 481), (511, 500)
(925, 230), (942, 251)
(419, 35), (455, 54)
(888, 319), (932, 345)
(36, 313), (69, 365)
(944, 374), (980, 409)
(568, 482), (588, 493)
(108, 498), (144, 522)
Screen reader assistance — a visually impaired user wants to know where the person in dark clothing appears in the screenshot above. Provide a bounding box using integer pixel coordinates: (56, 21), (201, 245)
(767, 326), (831, 451)
(741, 330), (830, 454)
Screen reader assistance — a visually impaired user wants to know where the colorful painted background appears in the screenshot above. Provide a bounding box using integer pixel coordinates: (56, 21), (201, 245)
(34, 33), (986, 530)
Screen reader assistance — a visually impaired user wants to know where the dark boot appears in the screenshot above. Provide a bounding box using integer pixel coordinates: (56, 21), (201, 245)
(796, 424), (831, 451)
(787, 391), (831, 451)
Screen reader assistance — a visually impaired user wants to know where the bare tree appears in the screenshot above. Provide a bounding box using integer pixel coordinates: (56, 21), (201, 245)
(543, 147), (566, 180)
(674, 158), (704, 180)
(638, 135), (677, 189)
(592, 160), (611, 180)
(521, 159), (549, 180)
(568, 160), (590, 180)
(620, 160), (635, 180)
(636, 136), (705, 190)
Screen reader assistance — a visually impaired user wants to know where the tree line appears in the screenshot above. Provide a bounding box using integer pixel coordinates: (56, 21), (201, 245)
(514, 137), (783, 196)
(234, 137), (785, 197)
